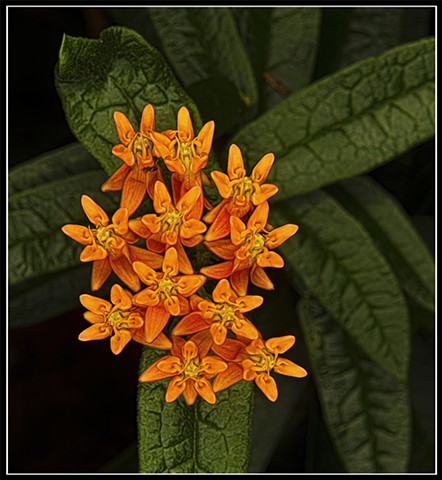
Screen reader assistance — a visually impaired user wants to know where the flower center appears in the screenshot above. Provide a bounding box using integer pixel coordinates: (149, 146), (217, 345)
(206, 302), (238, 327)
(95, 226), (115, 246)
(245, 232), (266, 258)
(155, 276), (176, 301)
(107, 310), (130, 329)
(161, 210), (183, 233)
(248, 348), (276, 373)
(132, 133), (154, 168)
(178, 141), (194, 173)
(231, 177), (254, 208)
(183, 358), (202, 379)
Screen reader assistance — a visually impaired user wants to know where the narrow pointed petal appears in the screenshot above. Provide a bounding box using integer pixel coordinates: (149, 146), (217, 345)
(227, 144), (246, 179)
(250, 265), (274, 290)
(255, 373), (278, 402)
(79, 294), (112, 314)
(170, 172), (183, 205)
(177, 106), (194, 142)
(173, 312), (208, 336)
(146, 236), (167, 253)
(110, 329), (132, 355)
(204, 239), (237, 261)
(147, 332), (173, 350)
(198, 120), (215, 156)
(274, 358), (308, 378)
(194, 378), (217, 404)
(110, 284), (132, 309)
(213, 363), (244, 392)
(205, 204), (232, 242)
(203, 198), (228, 224)
(166, 376), (187, 402)
(121, 168), (147, 216)
(101, 164), (131, 192)
(113, 111), (136, 145)
(175, 274), (206, 296)
(211, 171), (232, 199)
(200, 261), (234, 280)
(211, 338), (246, 362)
(230, 269), (250, 297)
(128, 245), (163, 270)
(183, 383), (198, 406)
(139, 357), (176, 382)
(265, 224), (299, 249)
(266, 335), (296, 354)
(174, 242), (194, 274)
(257, 251), (284, 268)
(80, 244), (108, 262)
(140, 103), (155, 134)
(78, 323), (111, 341)
(91, 258), (112, 291)
(251, 153), (275, 184)
(81, 195), (109, 226)
(61, 224), (92, 245)
(109, 256), (140, 292)
(144, 305), (170, 343)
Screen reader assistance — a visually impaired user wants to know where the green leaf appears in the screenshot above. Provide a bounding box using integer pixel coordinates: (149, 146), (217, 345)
(272, 190), (410, 381)
(234, 7), (321, 109)
(298, 295), (411, 473)
(55, 26), (203, 176)
(327, 176), (434, 312)
(232, 38), (435, 200)
(137, 346), (254, 473)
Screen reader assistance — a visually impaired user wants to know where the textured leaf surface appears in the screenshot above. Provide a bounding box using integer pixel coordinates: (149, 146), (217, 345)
(137, 347), (254, 473)
(328, 176), (435, 312)
(234, 7), (321, 108)
(272, 190), (409, 380)
(148, 7), (258, 109)
(232, 38), (435, 199)
(298, 295), (411, 473)
(55, 26), (202, 175)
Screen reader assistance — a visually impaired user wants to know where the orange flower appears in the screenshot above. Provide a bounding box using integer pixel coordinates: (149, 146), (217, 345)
(201, 202), (298, 295)
(129, 181), (207, 274)
(132, 247), (206, 343)
(78, 284), (172, 355)
(61, 195), (163, 291)
(173, 278), (262, 345)
(139, 337), (227, 405)
(152, 106), (215, 219)
(204, 144), (279, 241)
(101, 104), (165, 216)
(213, 336), (307, 402)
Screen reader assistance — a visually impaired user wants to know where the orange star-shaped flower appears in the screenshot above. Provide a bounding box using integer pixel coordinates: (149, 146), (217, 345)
(129, 181), (207, 274)
(139, 336), (227, 405)
(78, 284), (172, 355)
(132, 247), (206, 343)
(101, 104), (165, 216)
(201, 201), (298, 295)
(204, 144), (279, 241)
(61, 195), (163, 291)
(173, 278), (261, 345)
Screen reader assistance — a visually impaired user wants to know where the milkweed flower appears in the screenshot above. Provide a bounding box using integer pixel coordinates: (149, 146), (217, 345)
(139, 337), (227, 405)
(213, 335), (308, 402)
(132, 247), (206, 343)
(201, 202), (298, 295)
(78, 284), (172, 355)
(151, 106), (215, 218)
(173, 278), (262, 345)
(204, 144), (279, 241)
(61, 195), (163, 291)
(129, 181), (207, 274)
(101, 104), (165, 216)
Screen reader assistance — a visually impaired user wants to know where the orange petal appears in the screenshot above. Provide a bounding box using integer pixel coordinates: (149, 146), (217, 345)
(230, 216), (247, 246)
(113, 111), (136, 146)
(175, 275), (206, 296)
(146, 236), (167, 253)
(236, 294), (263, 313)
(109, 256), (140, 292)
(165, 376), (187, 403)
(140, 104), (156, 134)
(91, 258), (112, 291)
(250, 265), (274, 290)
(211, 170), (232, 199)
(121, 168), (147, 216)
(177, 106), (194, 142)
(112, 208), (129, 236)
(173, 242), (194, 275)
(255, 373), (278, 402)
(101, 164), (131, 192)
(139, 357), (176, 382)
(274, 358), (308, 378)
(173, 312), (209, 336)
(61, 224), (92, 246)
(147, 332), (173, 350)
(182, 340), (199, 361)
(129, 218), (152, 238)
(257, 251), (284, 268)
(212, 278), (235, 303)
(213, 363), (244, 392)
(210, 323), (228, 346)
(110, 284), (132, 309)
(144, 305), (171, 343)
(189, 329), (213, 357)
(110, 329), (132, 355)
(230, 269), (250, 297)
(200, 261), (234, 280)
(248, 201), (269, 231)
(211, 338), (246, 362)
(265, 335), (296, 354)
(112, 144), (135, 167)
(204, 202), (232, 242)
(183, 382), (198, 405)
(153, 181), (172, 214)
(164, 295), (181, 317)
(79, 293), (112, 314)
(81, 195), (109, 227)
(133, 287), (159, 307)
(162, 247), (180, 276)
(231, 318), (259, 341)
(204, 239), (237, 261)
(128, 245), (163, 270)
(78, 323), (111, 341)
(194, 377), (217, 404)
(80, 244), (108, 262)
(251, 183), (279, 205)
(180, 218), (207, 239)
(132, 261), (158, 286)
(157, 356), (182, 374)
(265, 224), (299, 249)
(197, 120), (215, 157)
(251, 153), (275, 184)
(203, 198), (228, 224)
(176, 185), (201, 215)
(227, 144), (246, 179)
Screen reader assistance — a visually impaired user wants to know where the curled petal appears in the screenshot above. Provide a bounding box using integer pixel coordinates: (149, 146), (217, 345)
(198, 120), (215, 157)
(210, 323), (228, 346)
(153, 181), (172, 214)
(176, 186), (201, 216)
(166, 376), (187, 403)
(61, 224), (92, 246)
(113, 111), (136, 146)
(112, 144), (135, 167)
(230, 216), (247, 245)
(81, 195), (109, 227)
(211, 171), (232, 199)
(236, 294), (263, 313)
(110, 329), (132, 355)
(242, 359), (257, 381)
(164, 295), (181, 316)
(274, 358), (308, 378)
(177, 106), (194, 142)
(257, 251), (284, 268)
(78, 323), (111, 341)
(132, 261), (157, 286)
(80, 244), (108, 262)
(79, 294), (112, 314)
(133, 288), (159, 307)
(110, 284), (132, 309)
(140, 103), (156, 134)
(91, 258), (112, 291)
(231, 318), (259, 341)
(265, 335), (296, 355)
(112, 208), (129, 236)
(175, 275), (206, 296)
(194, 377), (217, 404)
(213, 363), (244, 393)
(227, 144), (246, 179)
(251, 153), (275, 184)
(212, 278), (235, 303)
(265, 224), (299, 249)
(83, 311), (104, 324)
(251, 183), (279, 205)
(255, 373), (278, 402)
(157, 357), (182, 374)
(180, 218), (207, 239)
(162, 247), (180, 276)
(182, 340), (199, 362)
(248, 202), (269, 231)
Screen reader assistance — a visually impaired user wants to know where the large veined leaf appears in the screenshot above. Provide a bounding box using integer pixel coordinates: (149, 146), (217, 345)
(232, 38), (435, 200)
(137, 347), (254, 473)
(327, 176), (435, 312)
(272, 190), (409, 381)
(55, 26), (203, 176)
(298, 295), (410, 473)
(234, 7), (321, 109)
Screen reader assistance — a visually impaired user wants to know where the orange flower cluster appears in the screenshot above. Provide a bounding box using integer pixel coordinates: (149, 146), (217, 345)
(62, 104), (307, 405)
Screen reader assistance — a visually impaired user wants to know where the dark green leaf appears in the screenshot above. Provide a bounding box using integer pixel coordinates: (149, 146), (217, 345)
(298, 296), (411, 473)
(55, 26), (202, 176)
(137, 347), (254, 473)
(232, 38), (435, 200)
(272, 190), (410, 380)
(327, 176), (435, 312)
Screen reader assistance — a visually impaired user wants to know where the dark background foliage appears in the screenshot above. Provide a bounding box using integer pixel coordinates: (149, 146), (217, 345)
(8, 6), (435, 473)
